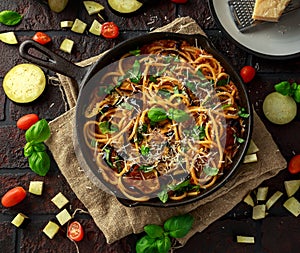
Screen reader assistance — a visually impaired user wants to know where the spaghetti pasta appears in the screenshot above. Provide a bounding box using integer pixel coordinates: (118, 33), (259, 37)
(82, 39), (249, 203)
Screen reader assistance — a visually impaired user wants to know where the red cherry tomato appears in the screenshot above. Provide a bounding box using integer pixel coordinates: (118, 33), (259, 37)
(288, 154), (300, 174)
(171, 0), (188, 3)
(68, 221), (84, 242)
(17, 114), (39, 130)
(101, 22), (119, 39)
(32, 32), (52, 45)
(240, 66), (256, 83)
(1, 186), (26, 207)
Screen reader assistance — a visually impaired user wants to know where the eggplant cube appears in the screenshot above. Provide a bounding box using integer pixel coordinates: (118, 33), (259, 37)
(43, 221), (60, 239)
(11, 213), (30, 228)
(56, 209), (72, 226)
(51, 192), (69, 209)
(29, 181), (44, 195)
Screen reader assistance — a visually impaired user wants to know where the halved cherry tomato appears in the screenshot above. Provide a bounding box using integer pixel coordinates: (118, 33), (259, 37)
(17, 114), (39, 130)
(67, 221), (84, 242)
(101, 22), (119, 39)
(240, 65), (256, 83)
(32, 32), (52, 45)
(1, 186), (26, 207)
(288, 154), (300, 174)
(171, 0), (188, 3)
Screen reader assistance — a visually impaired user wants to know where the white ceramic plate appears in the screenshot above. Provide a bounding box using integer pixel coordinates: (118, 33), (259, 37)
(210, 0), (300, 59)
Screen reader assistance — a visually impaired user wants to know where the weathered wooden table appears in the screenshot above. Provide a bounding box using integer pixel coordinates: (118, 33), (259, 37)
(0, 1), (299, 252)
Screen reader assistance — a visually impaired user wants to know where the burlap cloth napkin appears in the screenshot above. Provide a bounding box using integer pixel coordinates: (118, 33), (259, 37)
(45, 17), (287, 245)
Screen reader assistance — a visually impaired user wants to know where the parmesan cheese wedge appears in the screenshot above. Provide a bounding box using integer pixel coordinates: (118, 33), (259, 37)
(252, 0), (291, 22)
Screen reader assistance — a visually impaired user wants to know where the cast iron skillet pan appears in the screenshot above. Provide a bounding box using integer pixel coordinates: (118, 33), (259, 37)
(19, 32), (253, 207)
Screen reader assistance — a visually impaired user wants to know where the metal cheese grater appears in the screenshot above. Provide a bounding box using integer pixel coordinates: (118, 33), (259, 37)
(228, 0), (300, 32)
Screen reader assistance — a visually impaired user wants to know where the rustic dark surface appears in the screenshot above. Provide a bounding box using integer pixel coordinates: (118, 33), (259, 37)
(0, 0), (299, 252)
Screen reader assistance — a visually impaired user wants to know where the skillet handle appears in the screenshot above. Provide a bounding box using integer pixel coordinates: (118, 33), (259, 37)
(19, 40), (87, 85)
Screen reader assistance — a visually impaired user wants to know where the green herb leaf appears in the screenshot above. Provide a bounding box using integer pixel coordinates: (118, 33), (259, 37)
(168, 108), (190, 122)
(148, 107), (168, 122)
(163, 214), (194, 238)
(274, 81), (293, 96)
(129, 49), (141, 56)
(128, 60), (141, 83)
(139, 165), (155, 173)
(103, 148), (113, 167)
(293, 84), (300, 103)
(169, 179), (190, 192)
(216, 76), (230, 86)
(203, 166), (219, 176)
(28, 151), (50, 176)
(157, 89), (171, 98)
(234, 133), (245, 144)
(238, 107), (250, 118)
(0, 10), (22, 26)
(136, 235), (158, 253)
(32, 143), (46, 152)
(158, 189), (169, 203)
(156, 236), (171, 253)
(192, 125), (206, 140)
(99, 121), (119, 134)
(141, 145), (150, 156)
(144, 224), (164, 239)
(119, 102), (134, 110)
(24, 142), (33, 157)
(25, 119), (51, 144)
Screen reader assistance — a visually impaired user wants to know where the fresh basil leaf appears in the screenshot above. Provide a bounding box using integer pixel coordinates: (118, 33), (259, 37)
(0, 10), (22, 26)
(293, 84), (300, 103)
(274, 81), (293, 96)
(158, 189), (169, 203)
(32, 143), (46, 152)
(216, 76), (230, 86)
(99, 121), (119, 134)
(192, 125), (206, 140)
(28, 151), (50, 176)
(139, 165), (155, 173)
(149, 75), (157, 83)
(128, 60), (141, 83)
(136, 235), (158, 253)
(148, 107), (168, 122)
(25, 119), (51, 144)
(144, 224), (164, 239)
(169, 179), (190, 192)
(238, 107), (250, 118)
(156, 236), (171, 253)
(186, 81), (197, 92)
(129, 49), (140, 56)
(103, 148), (113, 167)
(234, 134), (245, 144)
(119, 102), (134, 110)
(157, 89), (171, 98)
(24, 142), (33, 158)
(141, 145), (150, 156)
(163, 214), (194, 238)
(203, 166), (219, 176)
(168, 108), (190, 122)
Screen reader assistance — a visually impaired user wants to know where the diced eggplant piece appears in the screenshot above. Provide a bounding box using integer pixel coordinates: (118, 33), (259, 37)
(51, 192), (69, 209)
(43, 221), (60, 239)
(266, 191), (283, 210)
(56, 208), (72, 226)
(236, 235), (255, 244)
(252, 204), (266, 220)
(11, 213), (30, 228)
(29, 181), (44, 195)
(283, 197), (300, 217)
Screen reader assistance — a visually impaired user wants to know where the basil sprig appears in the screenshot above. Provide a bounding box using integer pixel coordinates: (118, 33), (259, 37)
(136, 214), (194, 253)
(274, 81), (300, 103)
(0, 10), (22, 26)
(23, 119), (51, 176)
(147, 107), (190, 123)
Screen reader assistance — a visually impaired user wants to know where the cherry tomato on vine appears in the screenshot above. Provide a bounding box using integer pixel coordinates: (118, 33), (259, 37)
(288, 154), (300, 174)
(1, 186), (26, 207)
(68, 221), (84, 242)
(32, 32), (51, 45)
(240, 66), (256, 83)
(101, 22), (119, 39)
(171, 0), (188, 3)
(17, 114), (39, 130)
